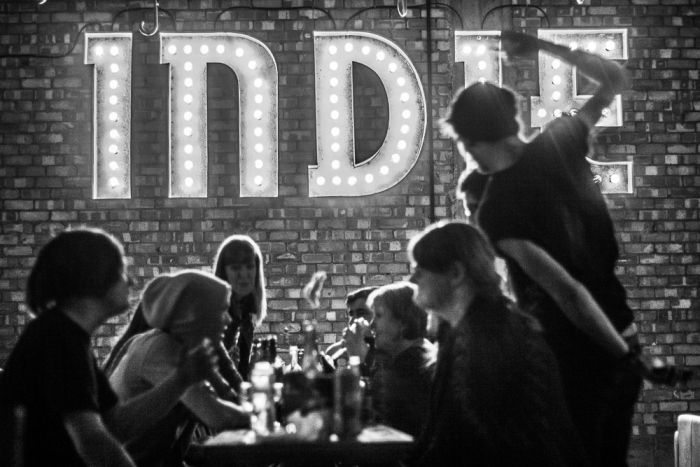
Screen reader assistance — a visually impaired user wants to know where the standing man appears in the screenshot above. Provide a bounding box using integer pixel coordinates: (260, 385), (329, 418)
(443, 30), (640, 465)
(0, 228), (217, 467)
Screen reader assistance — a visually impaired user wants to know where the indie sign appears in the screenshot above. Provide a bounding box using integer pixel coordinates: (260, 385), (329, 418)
(85, 29), (630, 199)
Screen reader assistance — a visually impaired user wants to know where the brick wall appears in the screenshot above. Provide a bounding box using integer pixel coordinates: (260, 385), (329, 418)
(1, 1), (698, 465)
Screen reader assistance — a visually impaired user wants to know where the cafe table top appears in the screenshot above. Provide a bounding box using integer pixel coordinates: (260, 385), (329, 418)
(188, 424), (415, 467)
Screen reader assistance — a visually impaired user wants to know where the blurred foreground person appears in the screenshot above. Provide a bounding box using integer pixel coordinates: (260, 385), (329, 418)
(444, 30), (644, 465)
(0, 228), (216, 467)
(408, 221), (588, 467)
(213, 235), (267, 380)
(109, 270), (250, 466)
(345, 282), (436, 438)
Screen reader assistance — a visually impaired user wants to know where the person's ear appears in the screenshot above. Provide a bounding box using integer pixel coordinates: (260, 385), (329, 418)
(447, 262), (467, 287)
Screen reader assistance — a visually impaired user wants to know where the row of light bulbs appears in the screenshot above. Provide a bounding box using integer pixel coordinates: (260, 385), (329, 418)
(315, 42), (412, 188)
(93, 45), (125, 189)
(166, 42), (270, 190)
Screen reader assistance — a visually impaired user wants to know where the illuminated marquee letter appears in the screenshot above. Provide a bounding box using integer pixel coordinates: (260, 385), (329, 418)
(532, 29), (628, 128)
(309, 32), (426, 197)
(85, 33), (133, 199)
(455, 31), (502, 87)
(161, 33), (278, 198)
(588, 157), (633, 194)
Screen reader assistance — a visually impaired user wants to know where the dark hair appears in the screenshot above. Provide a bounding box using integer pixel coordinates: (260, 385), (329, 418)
(441, 83), (521, 144)
(213, 235), (267, 325)
(26, 228), (125, 315)
(346, 286), (380, 306)
(408, 221), (503, 301)
(367, 282), (427, 340)
(103, 303), (151, 376)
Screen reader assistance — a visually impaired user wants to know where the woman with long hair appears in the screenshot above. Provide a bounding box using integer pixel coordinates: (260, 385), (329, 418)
(408, 221), (588, 466)
(213, 235), (267, 380)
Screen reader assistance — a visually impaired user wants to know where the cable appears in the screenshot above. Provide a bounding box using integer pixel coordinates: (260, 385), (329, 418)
(111, 6), (177, 33)
(344, 3), (463, 30)
(0, 22), (102, 60)
(0, 4), (180, 60)
(397, 0), (408, 18)
(481, 4), (549, 30)
(214, 4), (337, 30)
(426, 0), (435, 224)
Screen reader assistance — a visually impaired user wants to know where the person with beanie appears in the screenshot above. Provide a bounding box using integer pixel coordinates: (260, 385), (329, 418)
(443, 31), (641, 465)
(109, 270), (250, 466)
(104, 303), (244, 404)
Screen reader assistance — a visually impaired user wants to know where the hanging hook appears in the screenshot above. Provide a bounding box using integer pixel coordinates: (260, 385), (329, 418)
(139, 0), (160, 37)
(397, 0), (408, 18)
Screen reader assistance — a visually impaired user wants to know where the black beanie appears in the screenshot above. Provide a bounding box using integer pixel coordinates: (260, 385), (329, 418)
(445, 83), (520, 143)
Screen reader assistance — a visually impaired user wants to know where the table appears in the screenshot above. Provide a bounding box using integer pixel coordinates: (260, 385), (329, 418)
(188, 424), (415, 467)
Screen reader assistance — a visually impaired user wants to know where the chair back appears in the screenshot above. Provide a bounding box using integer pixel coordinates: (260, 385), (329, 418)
(677, 414), (700, 467)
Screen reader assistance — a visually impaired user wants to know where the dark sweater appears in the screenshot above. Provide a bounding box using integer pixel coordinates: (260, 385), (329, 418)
(414, 296), (590, 467)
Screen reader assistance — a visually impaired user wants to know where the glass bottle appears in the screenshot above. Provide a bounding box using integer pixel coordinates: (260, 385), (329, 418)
(250, 361), (277, 435)
(333, 355), (363, 439)
(269, 336), (285, 381)
(285, 345), (302, 373)
(259, 338), (270, 363)
(301, 321), (321, 379)
(249, 338), (262, 368)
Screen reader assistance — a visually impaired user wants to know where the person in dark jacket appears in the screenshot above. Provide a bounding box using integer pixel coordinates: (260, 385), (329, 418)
(345, 282), (436, 438)
(408, 221), (589, 467)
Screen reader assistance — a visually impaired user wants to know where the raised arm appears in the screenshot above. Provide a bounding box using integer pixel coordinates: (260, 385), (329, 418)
(501, 30), (629, 128)
(497, 238), (628, 359)
(104, 339), (218, 442)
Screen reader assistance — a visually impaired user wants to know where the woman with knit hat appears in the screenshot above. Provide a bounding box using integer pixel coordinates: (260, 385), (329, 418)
(109, 270), (250, 466)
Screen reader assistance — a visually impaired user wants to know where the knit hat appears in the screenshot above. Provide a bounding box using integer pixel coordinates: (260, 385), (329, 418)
(141, 270), (231, 339)
(444, 82), (520, 143)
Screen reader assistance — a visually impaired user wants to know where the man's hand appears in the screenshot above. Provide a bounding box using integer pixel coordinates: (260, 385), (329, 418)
(624, 344), (692, 387)
(500, 30), (541, 61)
(180, 338), (219, 386)
(344, 318), (371, 361)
